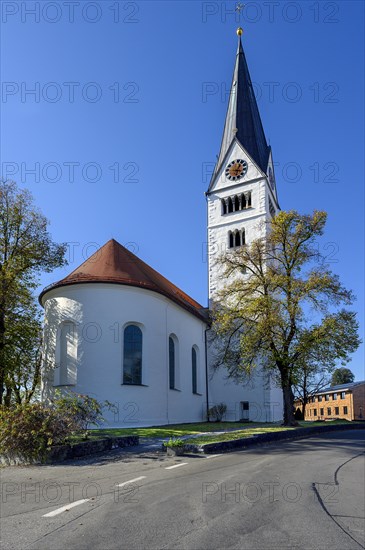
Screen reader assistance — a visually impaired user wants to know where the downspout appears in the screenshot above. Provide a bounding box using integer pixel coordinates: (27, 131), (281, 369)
(205, 327), (210, 422)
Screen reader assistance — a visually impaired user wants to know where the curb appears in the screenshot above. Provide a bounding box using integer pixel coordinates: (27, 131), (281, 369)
(0, 435), (139, 466)
(197, 423), (365, 454)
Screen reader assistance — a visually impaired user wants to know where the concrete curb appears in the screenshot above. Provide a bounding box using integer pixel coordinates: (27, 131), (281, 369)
(0, 435), (139, 466)
(197, 423), (365, 454)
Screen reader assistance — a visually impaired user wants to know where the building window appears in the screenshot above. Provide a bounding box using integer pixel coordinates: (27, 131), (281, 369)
(341, 392), (346, 399)
(343, 406), (348, 415)
(333, 393), (337, 400)
(222, 192), (252, 217)
(327, 407), (331, 416)
(268, 197), (275, 217)
(335, 407), (339, 415)
(325, 394), (330, 401)
(123, 325), (142, 385)
(320, 408), (324, 416)
(169, 336), (176, 389)
(228, 229), (245, 249)
(313, 409), (317, 416)
(192, 347), (198, 394)
(318, 395), (323, 402)
(55, 321), (78, 386)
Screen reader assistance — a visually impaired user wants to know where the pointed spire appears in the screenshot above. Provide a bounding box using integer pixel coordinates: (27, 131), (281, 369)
(215, 31), (270, 175)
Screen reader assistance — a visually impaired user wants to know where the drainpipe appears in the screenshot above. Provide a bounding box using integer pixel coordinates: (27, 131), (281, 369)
(205, 327), (210, 422)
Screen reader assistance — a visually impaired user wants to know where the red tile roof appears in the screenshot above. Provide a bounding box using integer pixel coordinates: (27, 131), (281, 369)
(40, 239), (207, 322)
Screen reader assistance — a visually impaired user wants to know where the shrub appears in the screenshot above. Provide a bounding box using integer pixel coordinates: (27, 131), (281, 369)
(0, 403), (72, 462)
(208, 402), (227, 422)
(163, 437), (185, 448)
(53, 390), (115, 433)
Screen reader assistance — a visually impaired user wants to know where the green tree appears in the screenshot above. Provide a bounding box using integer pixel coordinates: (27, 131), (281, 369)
(210, 210), (361, 426)
(0, 180), (67, 404)
(331, 367), (355, 386)
(3, 293), (43, 405)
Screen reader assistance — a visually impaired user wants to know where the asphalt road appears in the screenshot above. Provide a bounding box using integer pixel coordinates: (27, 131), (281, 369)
(1, 430), (364, 550)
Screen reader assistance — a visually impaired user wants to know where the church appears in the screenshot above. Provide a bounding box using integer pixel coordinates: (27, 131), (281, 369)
(40, 30), (283, 426)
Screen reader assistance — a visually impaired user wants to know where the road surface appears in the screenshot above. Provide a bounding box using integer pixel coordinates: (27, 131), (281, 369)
(1, 430), (364, 549)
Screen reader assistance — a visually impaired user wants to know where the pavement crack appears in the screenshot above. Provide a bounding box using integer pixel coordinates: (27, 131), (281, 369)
(312, 450), (365, 550)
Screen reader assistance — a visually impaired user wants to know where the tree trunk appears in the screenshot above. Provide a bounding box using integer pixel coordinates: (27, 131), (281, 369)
(282, 382), (298, 426)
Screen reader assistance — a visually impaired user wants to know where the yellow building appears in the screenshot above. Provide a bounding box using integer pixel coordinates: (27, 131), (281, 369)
(295, 381), (365, 421)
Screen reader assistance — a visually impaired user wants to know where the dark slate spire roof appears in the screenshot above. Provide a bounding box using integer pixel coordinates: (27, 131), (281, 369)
(215, 36), (270, 175)
(39, 239), (207, 322)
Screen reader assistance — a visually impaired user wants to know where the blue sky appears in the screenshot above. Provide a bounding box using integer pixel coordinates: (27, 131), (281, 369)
(1, 1), (364, 380)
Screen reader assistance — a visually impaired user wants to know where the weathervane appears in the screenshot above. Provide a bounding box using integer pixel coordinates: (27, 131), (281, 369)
(235, 3), (244, 36)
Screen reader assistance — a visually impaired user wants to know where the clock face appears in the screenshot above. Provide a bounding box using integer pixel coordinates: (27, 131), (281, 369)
(225, 159), (248, 181)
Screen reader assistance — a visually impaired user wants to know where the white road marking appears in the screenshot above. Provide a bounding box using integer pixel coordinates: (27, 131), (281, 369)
(43, 499), (90, 518)
(204, 454), (220, 459)
(165, 463), (188, 470)
(116, 476), (146, 487)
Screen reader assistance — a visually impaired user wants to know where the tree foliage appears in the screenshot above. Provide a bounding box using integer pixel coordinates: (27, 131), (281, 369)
(210, 210), (361, 426)
(331, 367), (355, 386)
(0, 403), (72, 462)
(0, 180), (67, 404)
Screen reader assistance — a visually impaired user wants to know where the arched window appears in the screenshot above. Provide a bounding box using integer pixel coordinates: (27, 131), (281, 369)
(234, 195), (240, 212)
(229, 231), (234, 249)
(169, 336), (176, 389)
(234, 230), (241, 247)
(247, 191), (252, 208)
(55, 321), (77, 386)
(192, 347), (198, 394)
(227, 197), (233, 213)
(241, 228), (246, 245)
(241, 193), (246, 209)
(123, 325), (142, 385)
(221, 199), (227, 215)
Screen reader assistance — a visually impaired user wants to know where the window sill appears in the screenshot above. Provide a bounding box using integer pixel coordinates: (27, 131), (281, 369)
(169, 387), (181, 392)
(223, 207), (253, 216)
(193, 392), (203, 396)
(122, 383), (149, 387)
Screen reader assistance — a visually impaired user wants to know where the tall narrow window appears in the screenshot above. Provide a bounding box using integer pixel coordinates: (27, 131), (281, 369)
(192, 347), (197, 394)
(247, 191), (252, 208)
(229, 231), (234, 248)
(55, 322), (77, 386)
(123, 325), (142, 385)
(227, 197), (233, 213)
(234, 195), (240, 211)
(241, 228), (246, 245)
(169, 336), (175, 389)
(234, 230), (241, 247)
(221, 199), (227, 215)
(241, 193), (247, 209)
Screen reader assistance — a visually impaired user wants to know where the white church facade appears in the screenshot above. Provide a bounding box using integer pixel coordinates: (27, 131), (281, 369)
(40, 31), (283, 426)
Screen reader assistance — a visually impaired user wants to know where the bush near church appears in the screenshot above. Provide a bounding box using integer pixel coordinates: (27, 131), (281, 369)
(0, 393), (110, 462)
(208, 403), (227, 422)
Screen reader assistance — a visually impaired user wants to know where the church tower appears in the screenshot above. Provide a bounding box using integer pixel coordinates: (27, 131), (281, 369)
(207, 29), (279, 303)
(206, 29), (283, 422)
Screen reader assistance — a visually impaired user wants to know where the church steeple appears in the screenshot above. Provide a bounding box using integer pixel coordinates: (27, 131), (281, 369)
(214, 30), (270, 177)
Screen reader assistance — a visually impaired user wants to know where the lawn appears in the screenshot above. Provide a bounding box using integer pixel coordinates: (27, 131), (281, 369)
(85, 422), (274, 439)
(67, 419), (354, 445)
